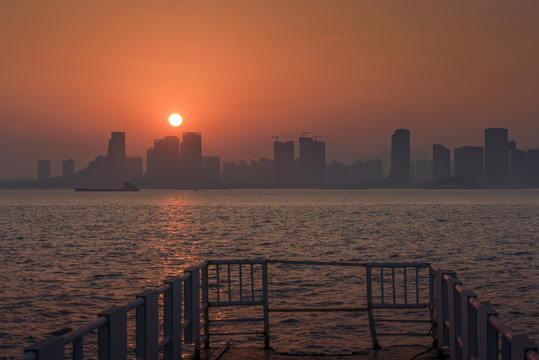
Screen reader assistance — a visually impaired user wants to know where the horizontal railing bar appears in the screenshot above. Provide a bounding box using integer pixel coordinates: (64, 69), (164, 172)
(209, 318), (264, 323)
(159, 336), (171, 349)
(371, 304), (428, 309)
(208, 259), (266, 265)
(469, 296), (481, 310)
(125, 297), (145, 311)
(527, 351), (539, 360)
(376, 332), (429, 336)
(210, 301), (264, 307)
(367, 262), (428, 268)
(268, 307), (368, 313)
(62, 316), (108, 343)
(268, 259), (367, 267)
(374, 319), (431, 323)
(488, 314), (514, 340)
(209, 331), (265, 336)
(155, 283), (171, 294)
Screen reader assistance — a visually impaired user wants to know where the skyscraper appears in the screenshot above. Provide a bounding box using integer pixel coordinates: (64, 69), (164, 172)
(180, 132), (202, 184)
(299, 136), (325, 184)
(273, 140), (294, 184)
(485, 128), (508, 182)
(107, 132), (126, 161)
(37, 160), (50, 181)
(146, 136), (180, 185)
(390, 129), (410, 184)
(454, 146), (484, 182)
(432, 144), (450, 181)
(62, 159), (75, 177)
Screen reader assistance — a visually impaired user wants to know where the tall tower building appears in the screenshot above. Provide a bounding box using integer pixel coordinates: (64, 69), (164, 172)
(62, 159), (75, 177)
(432, 144), (450, 181)
(146, 136), (180, 185)
(390, 129), (410, 184)
(107, 132), (126, 161)
(485, 128), (508, 182)
(273, 140), (294, 184)
(180, 132), (202, 184)
(299, 136), (325, 184)
(454, 146), (484, 182)
(38, 160), (51, 181)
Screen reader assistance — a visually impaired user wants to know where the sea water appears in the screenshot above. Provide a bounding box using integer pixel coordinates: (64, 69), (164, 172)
(0, 189), (537, 357)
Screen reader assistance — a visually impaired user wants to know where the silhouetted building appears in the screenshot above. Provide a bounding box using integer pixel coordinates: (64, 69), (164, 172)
(299, 136), (325, 184)
(181, 132), (202, 184)
(146, 136), (180, 186)
(433, 144), (450, 181)
(273, 140), (294, 184)
(201, 156), (220, 184)
(62, 159), (75, 177)
(454, 146), (484, 182)
(107, 132), (126, 161)
(485, 128), (508, 182)
(222, 158), (273, 184)
(390, 129), (410, 184)
(37, 160), (50, 181)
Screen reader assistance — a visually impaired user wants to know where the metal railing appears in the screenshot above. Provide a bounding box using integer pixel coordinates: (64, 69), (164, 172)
(15, 259), (538, 359)
(430, 265), (539, 360)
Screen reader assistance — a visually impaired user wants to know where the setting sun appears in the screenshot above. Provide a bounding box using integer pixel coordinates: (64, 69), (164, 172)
(168, 113), (182, 127)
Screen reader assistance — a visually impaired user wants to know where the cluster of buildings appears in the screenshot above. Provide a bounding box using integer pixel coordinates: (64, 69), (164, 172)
(32, 127), (539, 188)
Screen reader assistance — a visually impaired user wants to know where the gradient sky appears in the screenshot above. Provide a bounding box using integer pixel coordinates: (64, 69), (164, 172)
(1, 1), (539, 180)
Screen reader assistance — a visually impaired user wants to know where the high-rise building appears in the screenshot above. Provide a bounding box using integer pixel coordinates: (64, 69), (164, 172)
(273, 140), (294, 184)
(454, 146), (484, 182)
(38, 160), (51, 181)
(146, 136), (180, 185)
(107, 132), (126, 161)
(180, 132), (202, 184)
(62, 159), (75, 177)
(432, 144), (450, 181)
(299, 136), (325, 184)
(485, 128), (508, 182)
(390, 129), (410, 184)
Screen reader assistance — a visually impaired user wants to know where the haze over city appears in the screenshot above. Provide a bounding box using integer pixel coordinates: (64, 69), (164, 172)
(1, 1), (539, 180)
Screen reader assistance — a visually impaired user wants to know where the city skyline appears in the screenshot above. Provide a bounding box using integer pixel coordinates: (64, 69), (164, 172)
(10, 126), (539, 188)
(2, 1), (539, 180)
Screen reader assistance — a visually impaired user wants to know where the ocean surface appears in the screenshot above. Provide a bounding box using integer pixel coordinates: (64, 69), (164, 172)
(0, 189), (537, 358)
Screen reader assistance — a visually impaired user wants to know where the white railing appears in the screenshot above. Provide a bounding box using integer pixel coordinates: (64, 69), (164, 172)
(15, 259), (538, 359)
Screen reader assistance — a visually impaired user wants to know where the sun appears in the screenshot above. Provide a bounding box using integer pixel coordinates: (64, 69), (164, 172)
(168, 113), (183, 127)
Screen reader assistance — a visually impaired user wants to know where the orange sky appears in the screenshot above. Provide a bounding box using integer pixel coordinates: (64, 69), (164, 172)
(1, 1), (539, 179)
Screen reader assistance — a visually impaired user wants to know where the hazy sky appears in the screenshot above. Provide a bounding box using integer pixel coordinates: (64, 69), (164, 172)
(1, 1), (539, 180)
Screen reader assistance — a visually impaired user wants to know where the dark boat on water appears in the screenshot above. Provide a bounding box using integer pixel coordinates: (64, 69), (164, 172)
(74, 182), (139, 192)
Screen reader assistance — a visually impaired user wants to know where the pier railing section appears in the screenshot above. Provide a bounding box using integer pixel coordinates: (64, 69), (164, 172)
(16, 259), (538, 360)
(430, 265), (538, 360)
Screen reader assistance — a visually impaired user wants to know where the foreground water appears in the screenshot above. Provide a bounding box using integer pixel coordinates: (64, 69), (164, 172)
(0, 189), (537, 358)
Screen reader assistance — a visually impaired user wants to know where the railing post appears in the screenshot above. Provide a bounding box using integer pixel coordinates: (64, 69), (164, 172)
(164, 276), (183, 360)
(478, 303), (498, 360)
(511, 334), (538, 359)
(435, 268), (453, 352)
(98, 306), (127, 360)
(460, 290), (476, 360)
(184, 267), (200, 358)
(24, 336), (65, 360)
(366, 264), (380, 349)
(202, 264), (210, 349)
(136, 289), (159, 360)
(447, 277), (461, 360)
(262, 261), (271, 349)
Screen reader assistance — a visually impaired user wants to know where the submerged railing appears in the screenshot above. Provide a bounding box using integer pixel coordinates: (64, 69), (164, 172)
(16, 259), (538, 360)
